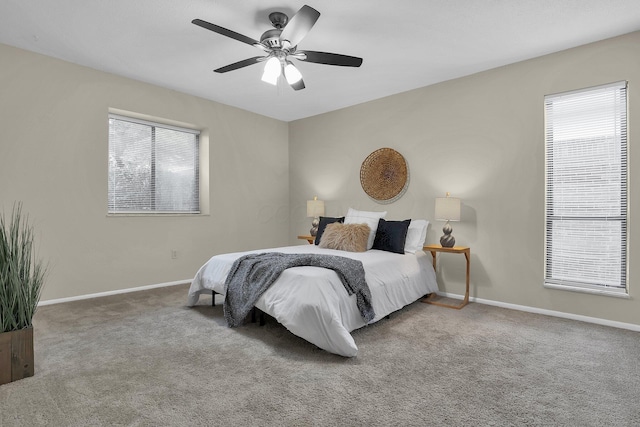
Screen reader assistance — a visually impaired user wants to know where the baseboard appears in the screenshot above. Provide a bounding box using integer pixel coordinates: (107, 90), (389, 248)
(437, 291), (640, 333)
(39, 284), (640, 333)
(38, 279), (191, 306)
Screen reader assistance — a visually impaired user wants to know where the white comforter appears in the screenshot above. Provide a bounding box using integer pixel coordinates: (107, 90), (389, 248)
(187, 244), (438, 357)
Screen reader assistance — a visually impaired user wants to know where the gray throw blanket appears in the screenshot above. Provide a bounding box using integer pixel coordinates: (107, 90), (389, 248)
(224, 252), (375, 327)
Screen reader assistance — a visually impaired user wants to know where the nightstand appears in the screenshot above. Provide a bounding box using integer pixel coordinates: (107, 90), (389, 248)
(297, 235), (315, 244)
(422, 244), (470, 309)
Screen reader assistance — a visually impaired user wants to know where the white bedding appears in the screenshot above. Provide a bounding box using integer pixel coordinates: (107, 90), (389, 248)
(187, 244), (438, 357)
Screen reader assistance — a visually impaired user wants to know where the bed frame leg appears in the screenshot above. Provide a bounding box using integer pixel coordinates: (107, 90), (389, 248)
(212, 291), (218, 307)
(250, 307), (266, 326)
(211, 292), (265, 326)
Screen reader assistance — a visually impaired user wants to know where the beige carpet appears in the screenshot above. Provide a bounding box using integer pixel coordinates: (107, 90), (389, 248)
(1, 284), (639, 426)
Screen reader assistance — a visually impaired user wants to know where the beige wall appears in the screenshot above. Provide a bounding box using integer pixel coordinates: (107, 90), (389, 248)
(289, 31), (640, 327)
(0, 43), (290, 301)
(3, 30), (639, 327)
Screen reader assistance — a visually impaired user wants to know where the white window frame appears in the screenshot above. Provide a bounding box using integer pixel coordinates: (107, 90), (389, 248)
(108, 113), (201, 215)
(544, 81), (628, 298)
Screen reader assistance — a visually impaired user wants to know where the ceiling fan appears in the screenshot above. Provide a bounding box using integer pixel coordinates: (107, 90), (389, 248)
(192, 5), (363, 91)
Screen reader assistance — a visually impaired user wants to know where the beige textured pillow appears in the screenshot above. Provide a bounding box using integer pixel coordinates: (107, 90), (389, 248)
(318, 223), (371, 252)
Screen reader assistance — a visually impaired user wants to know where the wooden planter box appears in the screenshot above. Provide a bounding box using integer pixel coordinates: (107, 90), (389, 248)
(0, 327), (34, 386)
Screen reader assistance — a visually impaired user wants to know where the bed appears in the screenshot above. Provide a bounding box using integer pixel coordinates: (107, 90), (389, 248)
(187, 240), (438, 357)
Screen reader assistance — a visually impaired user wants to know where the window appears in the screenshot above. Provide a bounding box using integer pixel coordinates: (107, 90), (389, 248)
(108, 114), (200, 214)
(544, 81), (627, 295)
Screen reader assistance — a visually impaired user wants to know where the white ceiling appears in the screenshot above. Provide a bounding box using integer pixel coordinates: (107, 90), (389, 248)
(1, 1), (640, 122)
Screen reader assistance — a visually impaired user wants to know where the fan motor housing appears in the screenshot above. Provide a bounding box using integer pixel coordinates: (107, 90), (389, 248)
(260, 28), (282, 48)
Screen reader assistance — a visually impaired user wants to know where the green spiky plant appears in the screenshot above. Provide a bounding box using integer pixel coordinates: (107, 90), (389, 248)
(0, 203), (47, 333)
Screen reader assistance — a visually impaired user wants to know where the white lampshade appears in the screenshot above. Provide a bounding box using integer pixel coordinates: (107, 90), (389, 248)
(261, 57), (281, 85)
(306, 196), (325, 218)
(435, 194), (461, 221)
(284, 62), (303, 84)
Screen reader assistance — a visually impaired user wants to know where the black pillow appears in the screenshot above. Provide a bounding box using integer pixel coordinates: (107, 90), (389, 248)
(372, 218), (411, 254)
(315, 216), (345, 245)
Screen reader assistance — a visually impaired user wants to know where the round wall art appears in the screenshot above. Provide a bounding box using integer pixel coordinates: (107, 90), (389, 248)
(360, 147), (409, 204)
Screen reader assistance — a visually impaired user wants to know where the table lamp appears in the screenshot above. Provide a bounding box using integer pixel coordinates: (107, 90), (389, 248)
(307, 196), (325, 236)
(435, 192), (461, 248)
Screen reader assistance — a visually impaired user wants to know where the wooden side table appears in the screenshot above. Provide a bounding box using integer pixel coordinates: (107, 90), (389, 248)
(297, 235), (315, 244)
(422, 244), (470, 309)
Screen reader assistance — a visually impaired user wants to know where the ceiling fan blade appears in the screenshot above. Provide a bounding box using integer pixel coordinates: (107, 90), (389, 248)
(290, 77), (306, 91)
(192, 19), (260, 47)
(296, 50), (363, 67)
(279, 5), (320, 49)
(214, 56), (265, 73)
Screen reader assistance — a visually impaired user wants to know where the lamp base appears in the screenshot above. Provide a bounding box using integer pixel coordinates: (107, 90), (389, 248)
(440, 234), (455, 248)
(310, 217), (320, 237)
(440, 221), (455, 248)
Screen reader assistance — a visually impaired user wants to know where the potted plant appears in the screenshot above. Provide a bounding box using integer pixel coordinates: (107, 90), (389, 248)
(0, 203), (47, 385)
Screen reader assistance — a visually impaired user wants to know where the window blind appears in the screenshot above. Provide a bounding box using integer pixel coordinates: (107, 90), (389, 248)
(108, 114), (200, 214)
(544, 81), (627, 293)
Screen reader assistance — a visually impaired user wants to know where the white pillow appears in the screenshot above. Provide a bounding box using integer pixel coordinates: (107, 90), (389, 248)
(404, 220), (429, 253)
(344, 208), (387, 250)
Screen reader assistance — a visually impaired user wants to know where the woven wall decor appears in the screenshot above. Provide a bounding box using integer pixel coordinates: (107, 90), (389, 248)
(360, 148), (409, 204)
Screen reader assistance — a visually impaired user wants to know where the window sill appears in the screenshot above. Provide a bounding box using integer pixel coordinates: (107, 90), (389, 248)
(107, 213), (207, 217)
(544, 282), (630, 299)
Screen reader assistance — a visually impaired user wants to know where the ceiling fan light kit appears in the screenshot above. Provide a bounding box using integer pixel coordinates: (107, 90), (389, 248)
(192, 5), (363, 91)
(284, 62), (303, 84)
(261, 56), (281, 85)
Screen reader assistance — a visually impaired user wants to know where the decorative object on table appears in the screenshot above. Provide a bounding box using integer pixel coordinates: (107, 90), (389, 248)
(306, 196), (325, 236)
(0, 202), (48, 385)
(435, 192), (461, 248)
(360, 148), (409, 204)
